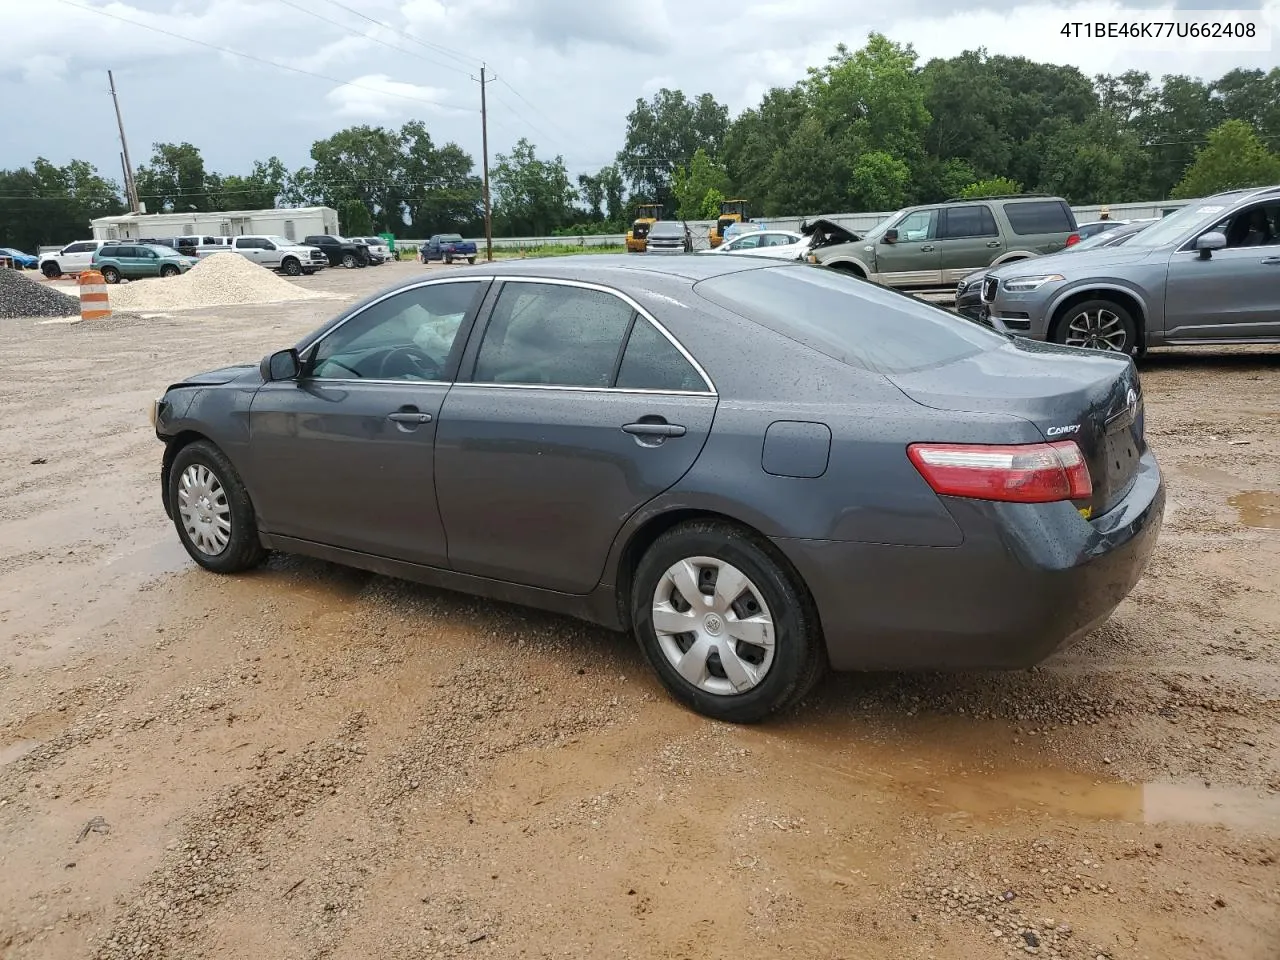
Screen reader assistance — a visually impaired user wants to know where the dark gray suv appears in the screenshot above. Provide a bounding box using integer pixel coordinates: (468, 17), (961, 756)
(983, 185), (1280, 353)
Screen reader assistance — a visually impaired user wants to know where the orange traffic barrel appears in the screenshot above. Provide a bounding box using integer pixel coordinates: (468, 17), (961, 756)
(78, 269), (111, 321)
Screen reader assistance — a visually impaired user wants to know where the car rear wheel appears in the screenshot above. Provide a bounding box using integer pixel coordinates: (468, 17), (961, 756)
(169, 440), (268, 574)
(631, 520), (825, 723)
(101, 266), (121, 284)
(160, 265), (179, 278)
(1052, 298), (1138, 354)
(42, 262), (62, 279)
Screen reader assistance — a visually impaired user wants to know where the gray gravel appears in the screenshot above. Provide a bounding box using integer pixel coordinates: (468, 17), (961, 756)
(0, 269), (81, 319)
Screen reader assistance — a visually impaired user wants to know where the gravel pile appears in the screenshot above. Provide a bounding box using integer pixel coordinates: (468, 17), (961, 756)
(0, 268), (82, 319)
(106, 252), (329, 312)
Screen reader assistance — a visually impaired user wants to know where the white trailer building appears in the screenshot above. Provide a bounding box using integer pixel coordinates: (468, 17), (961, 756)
(89, 206), (339, 243)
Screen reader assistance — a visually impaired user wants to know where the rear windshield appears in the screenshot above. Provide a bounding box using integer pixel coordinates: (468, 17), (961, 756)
(1002, 200), (1075, 235)
(650, 223), (684, 238)
(695, 264), (1005, 375)
(439, 234), (464, 242)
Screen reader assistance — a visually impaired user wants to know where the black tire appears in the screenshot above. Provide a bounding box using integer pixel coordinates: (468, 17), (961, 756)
(828, 261), (865, 279)
(101, 266), (121, 284)
(302, 268), (315, 276)
(1051, 297), (1140, 355)
(281, 257), (302, 277)
(168, 440), (268, 574)
(160, 264), (179, 278)
(467, 256), (476, 265)
(342, 253), (357, 269)
(444, 254), (453, 265)
(630, 520), (826, 723)
(42, 262), (62, 279)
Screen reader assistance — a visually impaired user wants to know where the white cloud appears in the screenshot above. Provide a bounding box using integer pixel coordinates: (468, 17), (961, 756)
(325, 74), (465, 119)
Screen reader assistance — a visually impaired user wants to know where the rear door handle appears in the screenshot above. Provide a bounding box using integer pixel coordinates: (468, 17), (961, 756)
(986, 240), (1001, 248)
(387, 411), (431, 424)
(622, 421), (686, 438)
(1262, 257), (1280, 265)
(920, 245), (935, 252)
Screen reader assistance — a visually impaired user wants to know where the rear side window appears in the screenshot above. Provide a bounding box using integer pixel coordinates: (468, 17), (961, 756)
(615, 318), (707, 392)
(940, 205), (998, 239)
(1002, 200), (1075, 235)
(472, 282), (634, 388)
(695, 265), (1005, 375)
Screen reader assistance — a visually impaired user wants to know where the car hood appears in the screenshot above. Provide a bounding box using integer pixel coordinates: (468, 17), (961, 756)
(800, 217), (861, 248)
(166, 363), (260, 390)
(988, 246), (1158, 280)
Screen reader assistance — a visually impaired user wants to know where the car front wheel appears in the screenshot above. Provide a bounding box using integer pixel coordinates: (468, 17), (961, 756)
(341, 253), (357, 268)
(1053, 298), (1138, 354)
(168, 440), (268, 574)
(631, 521), (825, 723)
(160, 265), (179, 278)
(42, 262), (62, 279)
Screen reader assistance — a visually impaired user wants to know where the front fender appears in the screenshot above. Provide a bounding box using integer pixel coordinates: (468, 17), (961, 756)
(1045, 280), (1153, 330)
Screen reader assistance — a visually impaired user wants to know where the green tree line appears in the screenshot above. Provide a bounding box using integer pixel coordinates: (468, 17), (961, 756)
(2, 34), (1278, 251)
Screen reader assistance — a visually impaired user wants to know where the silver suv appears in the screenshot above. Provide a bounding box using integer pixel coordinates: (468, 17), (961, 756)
(809, 194), (1078, 289)
(982, 185), (1280, 354)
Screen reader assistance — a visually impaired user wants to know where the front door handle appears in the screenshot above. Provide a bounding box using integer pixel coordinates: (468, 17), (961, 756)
(1262, 257), (1280, 265)
(920, 244), (935, 252)
(622, 421), (686, 438)
(387, 411), (431, 424)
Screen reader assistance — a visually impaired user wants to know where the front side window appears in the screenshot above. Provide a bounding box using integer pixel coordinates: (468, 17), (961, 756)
(730, 234), (762, 250)
(894, 210), (935, 241)
(472, 283), (635, 387)
(1214, 202), (1280, 249)
(309, 281), (483, 382)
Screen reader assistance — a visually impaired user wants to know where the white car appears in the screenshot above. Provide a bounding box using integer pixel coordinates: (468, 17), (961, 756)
(701, 229), (810, 260)
(39, 240), (106, 278)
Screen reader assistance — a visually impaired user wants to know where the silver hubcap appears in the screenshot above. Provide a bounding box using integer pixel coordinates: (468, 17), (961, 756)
(1064, 308), (1127, 352)
(177, 464), (232, 556)
(651, 557), (776, 696)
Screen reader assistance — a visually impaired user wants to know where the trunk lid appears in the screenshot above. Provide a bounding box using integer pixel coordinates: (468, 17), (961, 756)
(887, 339), (1145, 518)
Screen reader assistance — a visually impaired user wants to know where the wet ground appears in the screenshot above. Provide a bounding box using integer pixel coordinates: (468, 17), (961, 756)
(1, 261), (1277, 959)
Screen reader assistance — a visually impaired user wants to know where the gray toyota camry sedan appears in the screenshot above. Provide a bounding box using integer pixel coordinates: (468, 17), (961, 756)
(151, 255), (1164, 723)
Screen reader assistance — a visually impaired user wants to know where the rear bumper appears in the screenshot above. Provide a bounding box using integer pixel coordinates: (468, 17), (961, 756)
(772, 449), (1164, 671)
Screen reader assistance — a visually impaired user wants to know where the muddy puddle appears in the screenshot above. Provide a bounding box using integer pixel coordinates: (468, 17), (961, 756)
(0, 738), (41, 768)
(745, 723), (1280, 834)
(1229, 491), (1280, 529)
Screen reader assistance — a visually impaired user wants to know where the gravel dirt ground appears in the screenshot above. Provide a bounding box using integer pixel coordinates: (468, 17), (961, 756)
(1, 261), (1277, 960)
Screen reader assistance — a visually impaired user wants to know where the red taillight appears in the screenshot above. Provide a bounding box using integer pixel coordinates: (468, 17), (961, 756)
(907, 441), (1093, 503)
(1065, 233), (1081, 246)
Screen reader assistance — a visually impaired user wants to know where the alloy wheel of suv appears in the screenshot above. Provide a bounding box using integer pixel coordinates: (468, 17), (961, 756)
(101, 266), (121, 284)
(1054, 298), (1137, 354)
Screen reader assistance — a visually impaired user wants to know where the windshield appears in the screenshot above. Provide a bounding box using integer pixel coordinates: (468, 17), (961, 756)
(148, 245), (181, 257)
(1070, 223), (1147, 251)
(265, 236), (293, 247)
(1123, 201), (1234, 249)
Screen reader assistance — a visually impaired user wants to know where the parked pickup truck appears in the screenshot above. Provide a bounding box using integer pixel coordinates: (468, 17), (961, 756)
(421, 233), (477, 265)
(227, 235), (329, 276)
(303, 234), (371, 269)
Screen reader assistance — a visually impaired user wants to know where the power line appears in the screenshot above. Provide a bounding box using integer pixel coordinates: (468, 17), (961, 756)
(271, 0), (471, 78)
(496, 77), (576, 145)
(317, 0), (478, 70)
(52, 0), (479, 115)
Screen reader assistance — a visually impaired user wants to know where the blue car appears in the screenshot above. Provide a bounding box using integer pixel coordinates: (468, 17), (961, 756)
(0, 247), (39, 269)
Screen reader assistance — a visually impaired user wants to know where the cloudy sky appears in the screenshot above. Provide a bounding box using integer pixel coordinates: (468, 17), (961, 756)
(1, 0), (1275, 185)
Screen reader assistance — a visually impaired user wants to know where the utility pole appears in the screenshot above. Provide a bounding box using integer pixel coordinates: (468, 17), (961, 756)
(472, 64), (496, 262)
(108, 70), (140, 213)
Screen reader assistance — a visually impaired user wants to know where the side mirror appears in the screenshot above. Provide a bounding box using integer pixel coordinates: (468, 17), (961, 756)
(261, 348), (301, 382)
(883, 228), (899, 244)
(1196, 231), (1226, 259)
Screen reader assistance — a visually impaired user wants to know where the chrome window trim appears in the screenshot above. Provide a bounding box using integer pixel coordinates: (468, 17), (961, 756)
(292, 273), (717, 396)
(478, 276), (717, 395)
